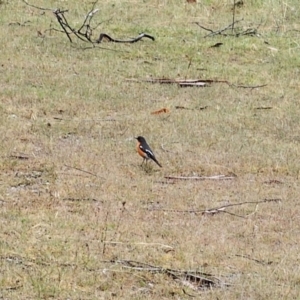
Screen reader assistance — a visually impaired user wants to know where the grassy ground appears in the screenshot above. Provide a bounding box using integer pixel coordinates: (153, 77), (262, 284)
(1, 0), (300, 299)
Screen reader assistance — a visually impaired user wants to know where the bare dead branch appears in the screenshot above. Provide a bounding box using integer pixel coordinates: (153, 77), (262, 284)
(194, 19), (243, 37)
(129, 78), (266, 89)
(255, 107), (272, 110)
(164, 175), (236, 180)
(62, 198), (99, 202)
(235, 254), (273, 265)
(103, 241), (174, 249)
(9, 154), (30, 160)
(9, 21), (31, 26)
(147, 198), (281, 219)
(23, 0), (153, 46)
(110, 259), (226, 289)
(231, 83), (267, 89)
(205, 198), (281, 213)
(193, 22), (214, 33)
(78, 0), (99, 41)
(64, 164), (98, 177)
(232, 0), (236, 33)
(194, 19), (259, 38)
(127, 78), (229, 87)
(53, 9), (73, 43)
(96, 33), (155, 43)
(21, 0), (53, 11)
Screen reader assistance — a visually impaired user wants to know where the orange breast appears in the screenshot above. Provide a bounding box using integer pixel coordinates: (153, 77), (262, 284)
(136, 143), (147, 158)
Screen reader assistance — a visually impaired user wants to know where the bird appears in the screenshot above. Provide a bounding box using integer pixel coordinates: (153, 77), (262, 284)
(135, 136), (162, 168)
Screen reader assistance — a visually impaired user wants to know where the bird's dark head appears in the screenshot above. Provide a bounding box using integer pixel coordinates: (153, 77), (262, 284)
(135, 136), (145, 143)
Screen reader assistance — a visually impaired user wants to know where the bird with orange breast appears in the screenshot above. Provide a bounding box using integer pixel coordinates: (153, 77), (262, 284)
(135, 136), (162, 168)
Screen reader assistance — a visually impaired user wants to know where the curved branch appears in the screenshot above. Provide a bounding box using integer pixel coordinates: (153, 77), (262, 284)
(96, 33), (155, 43)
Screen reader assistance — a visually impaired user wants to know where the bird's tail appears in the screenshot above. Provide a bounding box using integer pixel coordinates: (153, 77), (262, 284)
(152, 157), (162, 168)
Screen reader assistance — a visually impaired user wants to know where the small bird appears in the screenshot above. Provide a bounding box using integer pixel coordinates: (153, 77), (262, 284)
(135, 136), (162, 168)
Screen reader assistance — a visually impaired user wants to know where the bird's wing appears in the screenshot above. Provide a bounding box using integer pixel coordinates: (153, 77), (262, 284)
(139, 144), (154, 158)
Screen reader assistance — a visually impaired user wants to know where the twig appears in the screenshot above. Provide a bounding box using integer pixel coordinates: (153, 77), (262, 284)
(96, 33), (155, 43)
(21, 0), (53, 11)
(206, 199), (281, 212)
(235, 254), (273, 265)
(103, 241), (174, 249)
(127, 78), (229, 87)
(194, 19), (259, 38)
(24, 0), (149, 46)
(64, 164), (98, 177)
(78, 0), (99, 42)
(194, 19), (244, 37)
(232, 0), (236, 33)
(9, 154), (30, 160)
(8, 21), (31, 26)
(147, 199), (281, 219)
(231, 83), (267, 89)
(129, 78), (266, 89)
(110, 259), (225, 289)
(53, 9), (73, 43)
(164, 175), (236, 180)
(193, 22), (214, 33)
(62, 197), (98, 202)
(255, 107), (272, 110)
(205, 19), (243, 37)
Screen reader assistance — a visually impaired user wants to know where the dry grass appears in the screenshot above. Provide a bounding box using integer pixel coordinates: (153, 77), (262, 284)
(1, 0), (300, 299)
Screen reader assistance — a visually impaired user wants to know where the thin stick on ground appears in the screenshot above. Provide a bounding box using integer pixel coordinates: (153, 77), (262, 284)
(165, 175), (236, 180)
(109, 259), (227, 289)
(232, 0), (236, 33)
(64, 164), (98, 177)
(147, 199), (281, 218)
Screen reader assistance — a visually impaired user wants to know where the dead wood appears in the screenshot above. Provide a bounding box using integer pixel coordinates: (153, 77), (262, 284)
(175, 105), (208, 110)
(194, 19), (260, 38)
(9, 154), (30, 160)
(22, 0), (154, 46)
(62, 198), (98, 202)
(127, 78), (229, 87)
(110, 259), (227, 290)
(165, 175), (236, 180)
(64, 164), (98, 177)
(96, 33), (155, 43)
(235, 254), (273, 265)
(128, 78), (266, 89)
(232, 83), (268, 89)
(147, 199), (281, 219)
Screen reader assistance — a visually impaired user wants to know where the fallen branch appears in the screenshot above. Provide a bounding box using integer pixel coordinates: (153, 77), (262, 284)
(64, 164), (98, 177)
(127, 78), (229, 87)
(127, 78), (266, 89)
(9, 153), (30, 160)
(110, 260), (227, 290)
(21, 0), (53, 11)
(147, 199), (281, 219)
(231, 83), (267, 89)
(63, 197), (98, 202)
(175, 105), (208, 110)
(22, 0), (154, 46)
(203, 198), (281, 217)
(235, 254), (273, 265)
(96, 33), (155, 43)
(103, 241), (174, 250)
(8, 21), (31, 26)
(194, 19), (259, 38)
(165, 175), (236, 180)
(255, 106), (272, 110)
